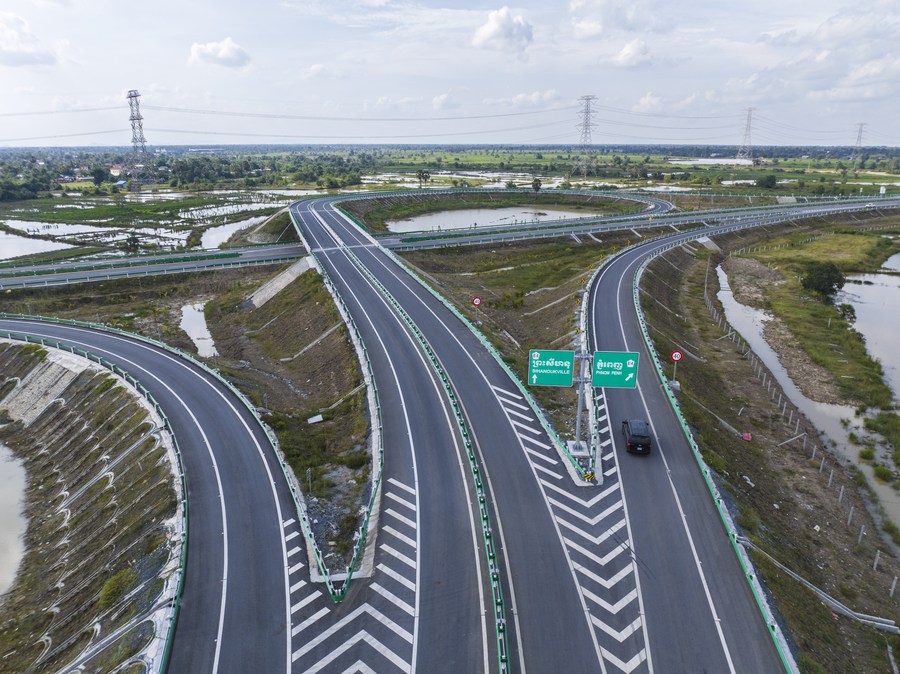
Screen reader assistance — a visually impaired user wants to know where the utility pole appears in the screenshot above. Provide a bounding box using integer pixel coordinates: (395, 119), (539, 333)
(127, 89), (149, 192)
(575, 95), (597, 178)
(851, 122), (866, 166)
(736, 107), (755, 160)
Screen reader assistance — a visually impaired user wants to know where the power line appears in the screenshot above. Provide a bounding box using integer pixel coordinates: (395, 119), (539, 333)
(0, 106), (123, 118)
(0, 129), (126, 143)
(143, 104), (578, 123)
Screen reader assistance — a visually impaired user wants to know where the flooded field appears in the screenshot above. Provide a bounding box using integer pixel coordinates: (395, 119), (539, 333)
(0, 443), (25, 596)
(386, 206), (610, 233)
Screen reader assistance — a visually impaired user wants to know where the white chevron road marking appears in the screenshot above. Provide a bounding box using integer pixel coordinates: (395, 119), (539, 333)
(601, 647), (647, 674)
(549, 497), (623, 526)
(573, 561), (634, 590)
(525, 446), (558, 465)
(341, 661), (378, 674)
(382, 544), (416, 570)
(292, 606), (330, 636)
(511, 418), (542, 435)
(582, 587), (638, 615)
(556, 517), (626, 546)
(377, 563), (416, 592)
(533, 462), (562, 480)
(303, 629), (410, 673)
(565, 539), (628, 566)
(491, 384), (523, 400)
(290, 590), (322, 615)
(292, 604), (413, 662)
(591, 615), (642, 643)
(541, 478), (619, 507)
(383, 525), (416, 549)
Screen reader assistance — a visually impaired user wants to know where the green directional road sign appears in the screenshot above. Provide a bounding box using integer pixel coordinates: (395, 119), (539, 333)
(528, 349), (575, 387)
(592, 351), (640, 388)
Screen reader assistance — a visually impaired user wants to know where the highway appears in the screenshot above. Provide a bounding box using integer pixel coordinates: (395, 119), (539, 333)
(0, 317), (296, 673)
(0, 243), (305, 289)
(2, 191), (898, 672)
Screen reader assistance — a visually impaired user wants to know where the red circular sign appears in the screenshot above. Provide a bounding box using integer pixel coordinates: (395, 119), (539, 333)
(473, 296), (482, 307)
(671, 350), (683, 362)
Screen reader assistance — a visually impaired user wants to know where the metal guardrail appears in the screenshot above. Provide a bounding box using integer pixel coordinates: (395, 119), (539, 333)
(0, 328), (188, 674)
(286, 210), (386, 603)
(0, 252), (240, 279)
(0, 256), (299, 289)
(629, 244), (799, 673)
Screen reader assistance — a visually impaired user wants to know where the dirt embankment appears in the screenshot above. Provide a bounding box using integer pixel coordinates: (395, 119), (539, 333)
(0, 342), (178, 673)
(723, 256), (848, 405)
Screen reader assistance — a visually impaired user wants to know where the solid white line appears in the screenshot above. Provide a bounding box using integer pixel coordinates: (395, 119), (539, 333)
(504, 407), (534, 422)
(490, 384), (523, 400)
(520, 435), (552, 451)
(283, 518), (296, 528)
(510, 418), (542, 435)
(287, 546), (303, 558)
(285, 531), (300, 542)
(385, 490), (416, 512)
(290, 580), (307, 593)
(289, 561), (305, 574)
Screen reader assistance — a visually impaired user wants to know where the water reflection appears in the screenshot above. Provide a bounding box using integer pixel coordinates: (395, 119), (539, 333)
(0, 443), (26, 595)
(386, 206), (609, 234)
(0, 231), (74, 262)
(180, 303), (219, 358)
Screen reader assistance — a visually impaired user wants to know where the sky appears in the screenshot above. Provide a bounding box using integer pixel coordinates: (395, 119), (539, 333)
(1, 0), (899, 148)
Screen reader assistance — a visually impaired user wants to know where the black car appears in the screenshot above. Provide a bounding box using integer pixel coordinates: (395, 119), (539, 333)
(622, 419), (652, 454)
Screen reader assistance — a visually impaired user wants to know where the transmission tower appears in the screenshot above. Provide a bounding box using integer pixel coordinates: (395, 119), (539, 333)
(851, 122), (867, 164)
(575, 95), (597, 178)
(127, 89), (149, 191)
(736, 107), (754, 160)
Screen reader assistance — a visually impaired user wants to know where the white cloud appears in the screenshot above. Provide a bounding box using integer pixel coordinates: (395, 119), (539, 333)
(484, 89), (559, 107)
(612, 38), (651, 67)
(633, 91), (662, 113)
(189, 37), (251, 68)
(472, 7), (533, 54)
(0, 13), (56, 66)
(432, 92), (452, 110)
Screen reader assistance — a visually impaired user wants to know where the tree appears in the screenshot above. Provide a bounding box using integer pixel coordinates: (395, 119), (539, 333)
(122, 233), (141, 254)
(801, 261), (845, 299)
(531, 177), (542, 193)
(416, 170), (430, 188)
(505, 180), (517, 189)
(92, 167), (110, 186)
(756, 174), (778, 189)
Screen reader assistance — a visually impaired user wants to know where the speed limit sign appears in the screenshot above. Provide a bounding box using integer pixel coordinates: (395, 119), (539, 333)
(473, 296), (482, 307)
(671, 350), (683, 362)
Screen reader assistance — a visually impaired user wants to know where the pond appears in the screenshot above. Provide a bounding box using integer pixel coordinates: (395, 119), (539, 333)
(200, 216), (268, 248)
(180, 303), (219, 358)
(386, 206), (611, 233)
(0, 231), (74, 262)
(0, 442), (26, 596)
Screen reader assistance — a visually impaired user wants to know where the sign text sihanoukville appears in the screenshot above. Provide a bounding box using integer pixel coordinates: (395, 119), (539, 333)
(528, 350), (575, 387)
(592, 351), (639, 388)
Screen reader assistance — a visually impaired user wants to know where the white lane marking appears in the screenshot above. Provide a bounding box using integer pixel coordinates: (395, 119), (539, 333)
(342, 661), (378, 674)
(285, 531), (300, 542)
(601, 647), (648, 674)
(303, 630), (409, 673)
(372, 582), (416, 616)
(291, 604), (414, 661)
(377, 563), (416, 593)
(290, 590), (322, 615)
(592, 615), (643, 643)
(383, 525), (416, 550)
(510, 419), (542, 435)
(289, 561), (305, 574)
(490, 384), (523, 400)
(520, 435), (552, 451)
(556, 517), (626, 546)
(382, 544), (417, 570)
(504, 407), (534, 422)
(582, 587), (638, 615)
(533, 462), (562, 480)
(387, 477), (416, 496)
(497, 396), (530, 412)
(525, 447), (558, 466)
(290, 580), (307, 593)
(574, 561), (635, 590)
(384, 508), (416, 530)
(287, 546), (303, 558)
(283, 518), (296, 527)
(565, 539), (628, 567)
(385, 491), (416, 512)
(548, 497), (622, 526)
(541, 479), (618, 507)
(291, 606), (330, 636)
